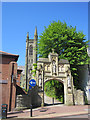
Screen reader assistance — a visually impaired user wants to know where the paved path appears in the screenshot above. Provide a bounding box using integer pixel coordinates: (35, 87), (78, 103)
(7, 105), (89, 119)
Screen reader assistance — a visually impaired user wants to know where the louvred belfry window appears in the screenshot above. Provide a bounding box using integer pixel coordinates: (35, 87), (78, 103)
(29, 45), (33, 55)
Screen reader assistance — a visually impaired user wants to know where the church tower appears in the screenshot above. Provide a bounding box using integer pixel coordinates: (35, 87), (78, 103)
(25, 27), (38, 90)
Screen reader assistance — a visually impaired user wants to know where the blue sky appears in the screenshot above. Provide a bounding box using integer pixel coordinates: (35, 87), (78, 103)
(2, 2), (88, 66)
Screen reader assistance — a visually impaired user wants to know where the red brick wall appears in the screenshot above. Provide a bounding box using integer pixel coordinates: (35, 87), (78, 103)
(1, 55), (18, 111)
(11, 81), (16, 111)
(11, 62), (17, 111)
(0, 59), (2, 108)
(2, 56), (16, 80)
(2, 84), (8, 104)
(8, 62), (17, 111)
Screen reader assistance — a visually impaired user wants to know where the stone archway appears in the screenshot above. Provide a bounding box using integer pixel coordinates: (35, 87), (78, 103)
(36, 50), (74, 106)
(44, 78), (64, 105)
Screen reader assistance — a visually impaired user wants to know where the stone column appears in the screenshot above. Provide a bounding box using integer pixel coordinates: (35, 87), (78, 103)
(64, 78), (67, 105)
(67, 76), (74, 105)
(41, 69), (44, 107)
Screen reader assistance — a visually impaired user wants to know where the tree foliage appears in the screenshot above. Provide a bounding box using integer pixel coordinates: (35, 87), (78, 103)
(38, 20), (89, 88)
(31, 63), (37, 77)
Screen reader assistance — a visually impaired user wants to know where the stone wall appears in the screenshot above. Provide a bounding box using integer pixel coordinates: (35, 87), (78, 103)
(16, 87), (85, 109)
(74, 89), (84, 105)
(16, 86), (42, 109)
(16, 95), (30, 109)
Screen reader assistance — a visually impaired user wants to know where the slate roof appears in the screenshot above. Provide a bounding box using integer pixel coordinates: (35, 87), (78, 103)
(59, 59), (69, 64)
(38, 58), (69, 64)
(38, 58), (49, 63)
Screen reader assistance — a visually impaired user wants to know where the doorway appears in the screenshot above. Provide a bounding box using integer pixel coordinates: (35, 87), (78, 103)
(44, 79), (64, 106)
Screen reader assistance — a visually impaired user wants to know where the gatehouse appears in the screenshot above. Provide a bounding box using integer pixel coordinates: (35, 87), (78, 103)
(23, 27), (84, 108)
(36, 50), (74, 105)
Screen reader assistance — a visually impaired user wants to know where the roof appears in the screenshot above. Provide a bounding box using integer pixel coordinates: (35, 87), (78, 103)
(17, 68), (23, 71)
(38, 58), (69, 64)
(59, 59), (69, 64)
(0, 51), (19, 61)
(38, 58), (49, 63)
(0, 51), (19, 56)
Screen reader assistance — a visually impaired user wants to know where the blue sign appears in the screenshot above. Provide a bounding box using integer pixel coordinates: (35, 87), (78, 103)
(29, 86), (32, 89)
(29, 79), (36, 87)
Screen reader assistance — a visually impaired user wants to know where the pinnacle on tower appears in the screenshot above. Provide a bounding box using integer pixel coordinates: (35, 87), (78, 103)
(34, 26), (38, 37)
(27, 32), (29, 39)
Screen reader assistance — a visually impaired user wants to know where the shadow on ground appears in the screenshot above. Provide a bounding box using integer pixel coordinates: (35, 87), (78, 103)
(44, 102), (63, 106)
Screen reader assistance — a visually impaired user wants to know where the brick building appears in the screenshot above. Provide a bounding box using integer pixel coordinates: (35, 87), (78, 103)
(0, 51), (21, 111)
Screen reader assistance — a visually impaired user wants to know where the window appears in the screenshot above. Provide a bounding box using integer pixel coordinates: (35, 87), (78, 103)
(29, 59), (30, 63)
(31, 59), (33, 63)
(29, 45), (33, 55)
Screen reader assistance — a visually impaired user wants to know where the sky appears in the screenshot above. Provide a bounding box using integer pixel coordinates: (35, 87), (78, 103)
(2, 2), (88, 66)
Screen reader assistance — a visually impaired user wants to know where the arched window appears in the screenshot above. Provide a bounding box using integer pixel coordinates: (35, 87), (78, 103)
(29, 45), (33, 55)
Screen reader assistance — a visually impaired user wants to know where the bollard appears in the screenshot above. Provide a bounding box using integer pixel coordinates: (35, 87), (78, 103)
(30, 104), (32, 117)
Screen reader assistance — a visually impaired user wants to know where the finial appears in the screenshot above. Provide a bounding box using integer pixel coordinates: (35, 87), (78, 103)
(27, 32), (29, 39)
(34, 26), (37, 36)
(52, 48), (55, 53)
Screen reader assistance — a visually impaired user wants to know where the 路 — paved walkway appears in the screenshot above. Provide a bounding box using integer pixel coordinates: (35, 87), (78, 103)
(7, 104), (89, 119)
